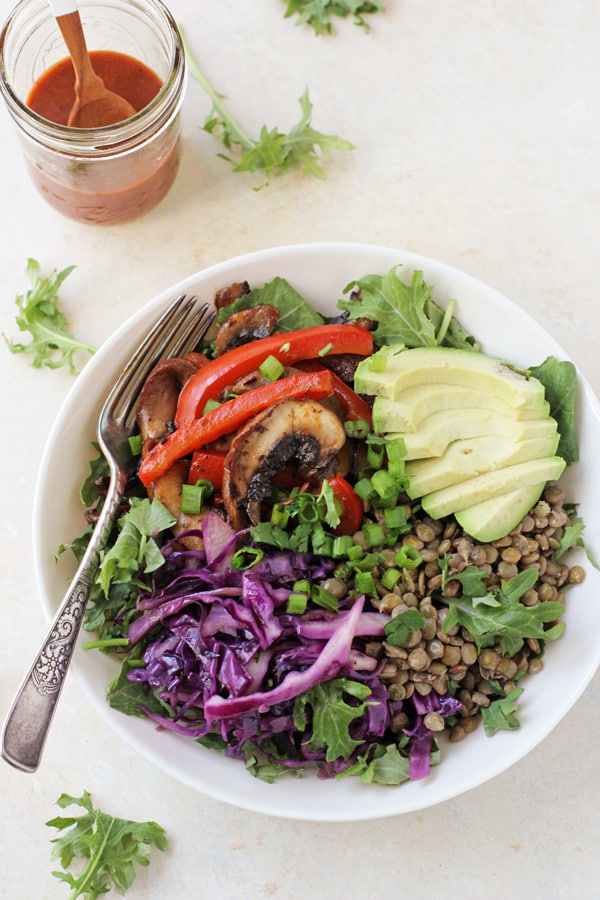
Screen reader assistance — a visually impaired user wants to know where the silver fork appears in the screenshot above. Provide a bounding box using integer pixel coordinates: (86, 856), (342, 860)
(1, 294), (215, 773)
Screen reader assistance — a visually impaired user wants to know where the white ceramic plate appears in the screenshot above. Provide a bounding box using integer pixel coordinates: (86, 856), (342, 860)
(33, 243), (600, 821)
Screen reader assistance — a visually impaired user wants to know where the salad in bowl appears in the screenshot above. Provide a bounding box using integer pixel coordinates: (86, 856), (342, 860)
(35, 244), (600, 820)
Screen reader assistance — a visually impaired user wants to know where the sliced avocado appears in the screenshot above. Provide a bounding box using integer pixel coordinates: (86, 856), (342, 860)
(406, 431), (560, 498)
(421, 455), (566, 519)
(396, 409), (558, 460)
(355, 346), (546, 408)
(455, 483), (546, 542)
(373, 386), (550, 434)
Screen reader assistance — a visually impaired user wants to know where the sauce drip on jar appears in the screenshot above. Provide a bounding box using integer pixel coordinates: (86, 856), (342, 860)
(27, 50), (162, 125)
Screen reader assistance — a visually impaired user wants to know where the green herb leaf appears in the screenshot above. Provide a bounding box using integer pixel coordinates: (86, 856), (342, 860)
(98, 498), (176, 597)
(293, 677), (372, 761)
(46, 790), (167, 899)
(384, 609), (425, 646)
(283, 0), (385, 34)
(442, 569), (565, 657)
(3, 259), (96, 372)
(79, 442), (110, 507)
(529, 356), (579, 464)
(107, 657), (174, 719)
(481, 687), (524, 736)
(338, 267), (476, 349)
(182, 33), (354, 189)
(216, 276), (325, 331)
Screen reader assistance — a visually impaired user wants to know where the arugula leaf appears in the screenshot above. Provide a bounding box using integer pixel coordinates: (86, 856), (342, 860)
(552, 509), (599, 568)
(529, 356), (579, 463)
(481, 688), (524, 736)
(443, 565), (489, 597)
(442, 569), (565, 657)
(98, 498), (176, 597)
(338, 267), (476, 349)
(216, 276), (325, 331)
(384, 609), (425, 646)
(46, 790), (167, 900)
(3, 259), (96, 372)
(79, 441), (110, 507)
(283, 0), (385, 34)
(182, 33), (354, 189)
(293, 678), (372, 761)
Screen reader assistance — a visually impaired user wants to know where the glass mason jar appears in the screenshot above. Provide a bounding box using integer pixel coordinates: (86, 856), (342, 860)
(0, 0), (186, 224)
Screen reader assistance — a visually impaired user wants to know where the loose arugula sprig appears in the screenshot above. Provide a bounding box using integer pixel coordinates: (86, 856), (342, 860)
(46, 790), (167, 899)
(181, 32), (354, 189)
(283, 0), (385, 34)
(338, 267), (477, 349)
(3, 259), (96, 372)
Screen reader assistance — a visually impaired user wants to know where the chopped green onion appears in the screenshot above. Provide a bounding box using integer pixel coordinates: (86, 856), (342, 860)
(371, 469), (399, 500)
(128, 433), (142, 456)
(347, 543), (364, 562)
(384, 506), (408, 529)
(311, 585), (339, 611)
(259, 354), (285, 382)
(271, 502), (290, 528)
(395, 544), (423, 569)
(344, 419), (371, 439)
(202, 398), (221, 415)
(286, 592), (308, 614)
(353, 571), (377, 596)
(385, 437), (407, 476)
(332, 535), (354, 557)
(318, 342), (334, 357)
(355, 551), (383, 571)
(381, 567), (402, 590)
(181, 478), (214, 515)
(353, 477), (375, 501)
(361, 522), (385, 548)
(367, 442), (385, 469)
(293, 578), (311, 593)
(181, 483), (203, 515)
(231, 546), (264, 570)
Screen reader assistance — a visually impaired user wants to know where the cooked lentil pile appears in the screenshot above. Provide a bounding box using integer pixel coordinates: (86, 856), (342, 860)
(349, 481), (585, 743)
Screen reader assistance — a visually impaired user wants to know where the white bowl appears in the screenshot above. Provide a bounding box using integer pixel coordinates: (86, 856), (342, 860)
(33, 243), (600, 821)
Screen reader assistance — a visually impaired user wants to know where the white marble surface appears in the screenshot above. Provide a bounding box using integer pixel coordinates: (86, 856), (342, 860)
(1, 1), (599, 897)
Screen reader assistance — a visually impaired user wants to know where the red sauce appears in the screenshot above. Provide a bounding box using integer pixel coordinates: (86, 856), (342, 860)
(27, 50), (162, 125)
(22, 50), (181, 223)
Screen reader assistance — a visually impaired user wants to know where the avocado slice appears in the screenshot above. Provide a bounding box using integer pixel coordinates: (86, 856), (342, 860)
(421, 455), (566, 519)
(355, 346), (546, 408)
(455, 483), (546, 542)
(406, 431), (560, 498)
(397, 410), (558, 460)
(373, 386), (550, 434)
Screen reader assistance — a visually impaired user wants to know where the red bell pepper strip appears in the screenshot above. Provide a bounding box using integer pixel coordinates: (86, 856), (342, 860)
(139, 370), (336, 486)
(175, 324), (373, 426)
(328, 474), (364, 535)
(295, 359), (373, 424)
(188, 450), (226, 489)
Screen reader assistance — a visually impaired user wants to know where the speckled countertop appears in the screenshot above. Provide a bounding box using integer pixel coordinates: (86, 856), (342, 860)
(1, 1), (599, 898)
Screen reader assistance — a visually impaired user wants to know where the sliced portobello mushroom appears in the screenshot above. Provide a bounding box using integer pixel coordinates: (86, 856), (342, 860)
(136, 356), (200, 456)
(215, 304), (280, 355)
(223, 398), (346, 529)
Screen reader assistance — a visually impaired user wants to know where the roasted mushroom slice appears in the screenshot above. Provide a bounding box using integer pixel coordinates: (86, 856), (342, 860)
(215, 304), (280, 356)
(147, 460), (207, 551)
(223, 399), (346, 529)
(136, 356), (200, 456)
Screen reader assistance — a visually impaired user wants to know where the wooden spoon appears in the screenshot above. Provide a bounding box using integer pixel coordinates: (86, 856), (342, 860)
(50, 0), (136, 127)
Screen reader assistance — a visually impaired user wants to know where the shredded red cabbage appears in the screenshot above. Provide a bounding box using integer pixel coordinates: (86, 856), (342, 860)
(124, 512), (461, 779)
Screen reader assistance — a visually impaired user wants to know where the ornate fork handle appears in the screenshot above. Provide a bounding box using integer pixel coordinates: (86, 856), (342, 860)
(2, 470), (126, 772)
